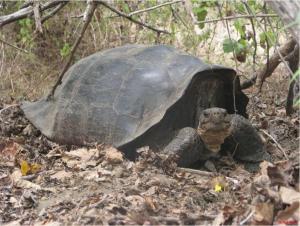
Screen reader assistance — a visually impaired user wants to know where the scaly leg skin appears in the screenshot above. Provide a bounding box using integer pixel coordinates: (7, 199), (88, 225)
(224, 114), (271, 172)
(163, 127), (216, 167)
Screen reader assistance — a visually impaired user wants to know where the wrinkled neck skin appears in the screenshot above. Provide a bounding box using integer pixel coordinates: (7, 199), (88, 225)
(197, 108), (232, 153)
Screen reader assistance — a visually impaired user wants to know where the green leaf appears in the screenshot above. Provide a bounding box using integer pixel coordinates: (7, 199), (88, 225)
(234, 19), (246, 37)
(60, 43), (71, 58)
(194, 7), (207, 28)
(223, 38), (247, 54)
(259, 31), (276, 47)
(223, 38), (237, 53)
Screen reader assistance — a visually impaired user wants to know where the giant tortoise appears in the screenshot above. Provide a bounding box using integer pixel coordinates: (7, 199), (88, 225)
(22, 44), (269, 170)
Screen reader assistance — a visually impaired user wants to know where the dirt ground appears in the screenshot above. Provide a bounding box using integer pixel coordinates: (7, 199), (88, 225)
(0, 70), (299, 225)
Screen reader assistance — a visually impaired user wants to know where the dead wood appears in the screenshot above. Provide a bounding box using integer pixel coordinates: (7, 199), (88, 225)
(256, 37), (297, 89)
(241, 37), (298, 90)
(0, 0), (68, 28)
(33, 2), (43, 33)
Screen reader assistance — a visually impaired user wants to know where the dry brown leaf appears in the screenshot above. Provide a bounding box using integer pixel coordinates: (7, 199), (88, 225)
(11, 170), (41, 190)
(62, 148), (99, 169)
(279, 186), (300, 204)
(144, 196), (157, 212)
(212, 212), (225, 226)
(50, 170), (73, 181)
(104, 147), (123, 164)
(252, 202), (274, 225)
(0, 139), (21, 166)
(267, 165), (289, 186)
(274, 202), (299, 225)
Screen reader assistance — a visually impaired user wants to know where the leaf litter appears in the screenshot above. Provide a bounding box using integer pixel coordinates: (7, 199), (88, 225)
(0, 102), (299, 225)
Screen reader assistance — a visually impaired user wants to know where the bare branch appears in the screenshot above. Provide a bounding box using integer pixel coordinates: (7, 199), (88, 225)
(196, 14), (278, 24)
(99, 1), (170, 35)
(0, 0), (69, 27)
(0, 38), (29, 53)
(33, 2), (43, 33)
(243, 2), (257, 72)
(241, 38), (298, 90)
(128, 0), (182, 16)
(41, 2), (68, 24)
(47, 0), (98, 100)
(260, 129), (289, 160)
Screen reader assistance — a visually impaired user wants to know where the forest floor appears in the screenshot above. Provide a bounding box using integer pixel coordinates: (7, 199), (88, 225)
(0, 71), (299, 225)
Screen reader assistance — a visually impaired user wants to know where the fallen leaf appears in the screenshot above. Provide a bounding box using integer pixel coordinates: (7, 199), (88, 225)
(252, 202), (274, 225)
(11, 170), (41, 190)
(50, 170), (73, 181)
(267, 165), (289, 186)
(20, 160), (42, 176)
(104, 147), (123, 164)
(144, 196), (157, 212)
(274, 202), (300, 225)
(279, 186), (300, 204)
(20, 160), (30, 176)
(62, 148), (99, 169)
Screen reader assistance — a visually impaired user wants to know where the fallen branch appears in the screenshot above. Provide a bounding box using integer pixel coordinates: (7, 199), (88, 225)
(0, 38), (29, 53)
(0, 0), (68, 27)
(99, 1), (170, 35)
(196, 14), (277, 24)
(33, 2), (43, 33)
(260, 129), (289, 160)
(47, 0), (97, 99)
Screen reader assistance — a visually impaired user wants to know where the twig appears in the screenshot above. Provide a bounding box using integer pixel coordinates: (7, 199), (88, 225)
(0, 104), (20, 114)
(196, 14), (277, 24)
(263, 3), (270, 87)
(41, 2), (68, 24)
(99, 1), (170, 34)
(260, 129), (289, 160)
(47, 0), (97, 100)
(178, 168), (239, 184)
(239, 209), (255, 225)
(243, 3), (295, 90)
(128, 0), (182, 16)
(216, 2), (238, 113)
(243, 2), (257, 72)
(0, 38), (29, 53)
(179, 167), (215, 176)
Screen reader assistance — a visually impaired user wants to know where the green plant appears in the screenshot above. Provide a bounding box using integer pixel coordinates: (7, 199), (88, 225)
(18, 18), (33, 45)
(60, 42), (71, 58)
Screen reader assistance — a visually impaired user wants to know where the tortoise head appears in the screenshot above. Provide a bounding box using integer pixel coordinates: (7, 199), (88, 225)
(198, 108), (232, 153)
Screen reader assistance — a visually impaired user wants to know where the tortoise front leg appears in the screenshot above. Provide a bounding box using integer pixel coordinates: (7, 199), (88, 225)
(224, 114), (271, 171)
(163, 127), (216, 167)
